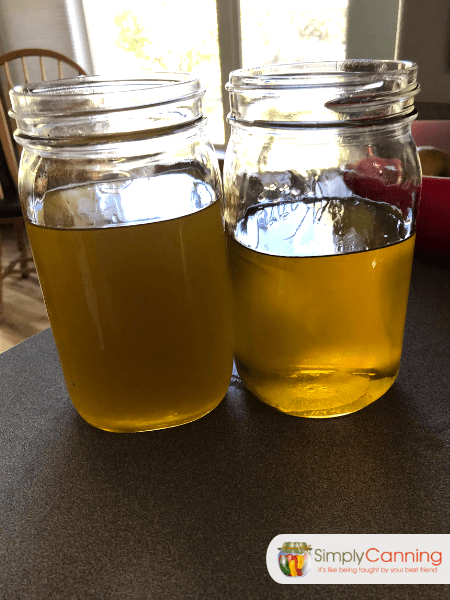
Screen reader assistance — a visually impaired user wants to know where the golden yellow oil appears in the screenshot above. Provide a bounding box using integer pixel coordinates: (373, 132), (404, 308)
(227, 233), (415, 417)
(27, 201), (233, 432)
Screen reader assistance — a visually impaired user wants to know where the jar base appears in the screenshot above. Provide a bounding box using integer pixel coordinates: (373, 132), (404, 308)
(75, 397), (224, 433)
(236, 363), (399, 418)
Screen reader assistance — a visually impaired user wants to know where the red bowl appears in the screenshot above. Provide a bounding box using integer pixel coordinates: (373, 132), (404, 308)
(415, 176), (450, 259)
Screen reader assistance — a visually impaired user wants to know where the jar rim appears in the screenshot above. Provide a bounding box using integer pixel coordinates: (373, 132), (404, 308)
(10, 74), (204, 116)
(226, 60), (418, 90)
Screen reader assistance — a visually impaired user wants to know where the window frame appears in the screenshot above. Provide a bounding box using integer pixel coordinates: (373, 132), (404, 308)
(216, 0), (242, 149)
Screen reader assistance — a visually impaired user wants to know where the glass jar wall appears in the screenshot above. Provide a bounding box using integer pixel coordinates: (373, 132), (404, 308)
(11, 75), (233, 432)
(224, 61), (421, 418)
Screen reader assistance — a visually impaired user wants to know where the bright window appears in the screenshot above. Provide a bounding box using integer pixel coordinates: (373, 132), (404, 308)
(240, 0), (348, 67)
(82, 0), (349, 149)
(82, 0), (224, 144)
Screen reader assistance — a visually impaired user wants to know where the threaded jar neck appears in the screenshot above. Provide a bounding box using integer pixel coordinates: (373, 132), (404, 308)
(10, 74), (205, 144)
(226, 60), (420, 127)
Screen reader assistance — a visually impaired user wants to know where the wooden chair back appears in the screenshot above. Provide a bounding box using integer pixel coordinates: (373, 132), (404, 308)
(0, 49), (87, 321)
(0, 48), (87, 189)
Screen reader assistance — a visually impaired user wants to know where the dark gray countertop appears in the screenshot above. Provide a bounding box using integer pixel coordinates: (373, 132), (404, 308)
(0, 257), (449, 599)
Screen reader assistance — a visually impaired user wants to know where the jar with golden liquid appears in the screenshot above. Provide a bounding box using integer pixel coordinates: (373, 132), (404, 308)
(11, 75), (233, 432)
(224, 60), (421, 418)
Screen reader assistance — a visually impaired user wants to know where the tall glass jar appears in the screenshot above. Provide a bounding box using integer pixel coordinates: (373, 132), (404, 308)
(224, 60), (421, 418)
(11, 75), (233, 432)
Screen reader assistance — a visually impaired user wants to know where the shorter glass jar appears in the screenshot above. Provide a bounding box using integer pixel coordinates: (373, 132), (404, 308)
(224, 60), (421, 418)
(11, 75), (233, 432)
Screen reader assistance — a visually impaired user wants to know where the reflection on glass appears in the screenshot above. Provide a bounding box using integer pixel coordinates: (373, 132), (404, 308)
(38, 173), (217, 229)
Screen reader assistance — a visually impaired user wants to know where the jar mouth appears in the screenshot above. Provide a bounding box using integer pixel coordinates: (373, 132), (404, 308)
(10, 74), (205, 139)
(226, 60), (420, 126)
(227, 60), (417, 88)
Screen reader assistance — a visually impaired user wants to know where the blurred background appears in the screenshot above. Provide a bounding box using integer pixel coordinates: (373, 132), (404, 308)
(0, 0), (448, 151)
(0, 0), (448, 351)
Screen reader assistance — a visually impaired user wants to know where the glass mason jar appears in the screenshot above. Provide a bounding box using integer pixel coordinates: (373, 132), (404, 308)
(224, 60), (421, 418)
(10, 75), (233, 432)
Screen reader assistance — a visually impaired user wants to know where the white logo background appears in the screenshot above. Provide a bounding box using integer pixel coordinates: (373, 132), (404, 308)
(267, 534), (450, 584)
